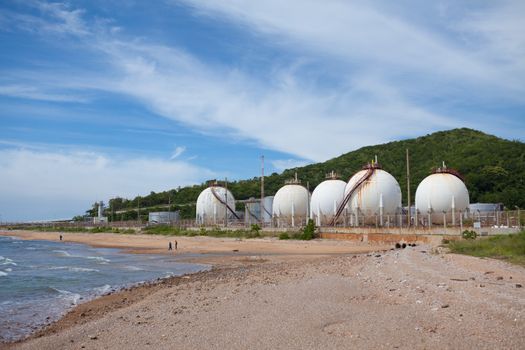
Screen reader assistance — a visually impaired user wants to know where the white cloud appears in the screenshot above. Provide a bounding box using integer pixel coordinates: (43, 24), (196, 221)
(170, 146), (186, 159)
(0, 148), (214, 221)
(0, 84), (89, 103)
(2, 0), (523, 164)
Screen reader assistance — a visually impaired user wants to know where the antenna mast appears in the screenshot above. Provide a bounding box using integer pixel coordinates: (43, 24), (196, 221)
(260, 155), (265, 225)
(406, 148), (411, 227)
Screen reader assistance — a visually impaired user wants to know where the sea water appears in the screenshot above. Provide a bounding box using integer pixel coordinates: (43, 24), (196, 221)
(0, 235), (209, 342)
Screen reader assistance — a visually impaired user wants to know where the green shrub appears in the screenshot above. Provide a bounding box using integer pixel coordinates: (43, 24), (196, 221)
(279, 232), (290, 240)
(300, 219), (316, 240)
(462, 230), (477, 240)
(250, 224), (261, 234)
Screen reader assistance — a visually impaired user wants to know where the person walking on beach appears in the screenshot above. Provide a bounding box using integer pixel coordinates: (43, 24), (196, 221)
(59, 234), (62, 241)
(168, 242), (172, 251)
(175, 240), (178, 250)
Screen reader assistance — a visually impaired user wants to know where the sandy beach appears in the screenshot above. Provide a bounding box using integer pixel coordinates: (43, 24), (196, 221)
(0, 230), (389, 265)
(1, 230), (524, 349)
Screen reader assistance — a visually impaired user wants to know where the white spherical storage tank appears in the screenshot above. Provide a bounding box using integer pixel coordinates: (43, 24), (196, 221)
(310, 179), (346, 226)
(344, 166), (402, 224)
(196, 186), (236, 225)
(415, 170), (469, 225)
(272, 184), (310, 227)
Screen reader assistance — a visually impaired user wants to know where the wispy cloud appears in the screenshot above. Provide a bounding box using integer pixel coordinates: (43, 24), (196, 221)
(0, 1), (89, 36)
(0, 147), (214, 221)
(1, 0), (523, 164)
(0, 84), (89, 102)
(170, 146), (186, 160)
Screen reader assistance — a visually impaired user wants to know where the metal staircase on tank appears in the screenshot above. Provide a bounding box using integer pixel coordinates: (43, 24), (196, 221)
(329, 164), (376, 226)
(210, 186), (241, 220)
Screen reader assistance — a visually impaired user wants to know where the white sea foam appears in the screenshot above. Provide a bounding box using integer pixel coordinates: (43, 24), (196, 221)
(94, 284), (112, 294)
(52, 250), (72, 257)
(0, 257), (17, 266)
(124, 265), (143, 271)
(0, 271), (7, 277)
(50, 288), (82, 305)
(85, 256), (111, 263)
(52, 250), (110, 263)
(48, 266), (99, 273)
(5, 268), (12, 272)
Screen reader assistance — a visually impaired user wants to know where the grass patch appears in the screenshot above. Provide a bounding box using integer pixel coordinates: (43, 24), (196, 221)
(448, 231), (525, 266)
(142, 225), (263, 239)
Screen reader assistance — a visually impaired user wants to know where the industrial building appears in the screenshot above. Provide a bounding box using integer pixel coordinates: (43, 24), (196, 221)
(148, 211), (179, 224)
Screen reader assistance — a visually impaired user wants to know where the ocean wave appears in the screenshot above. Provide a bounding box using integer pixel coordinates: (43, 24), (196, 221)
(0, 271), (7, 277)
(93, 284), (112, 294)
(5, 268), (12, 272)
(124, 265), (143, 271)
(49, 287), (81, 305)
(52, 250), (72, 257)
(0, 256), (17, 266)
(48, 266), (99, 273)
(52, 250), (110, 263)
(85, 256), (111, 263)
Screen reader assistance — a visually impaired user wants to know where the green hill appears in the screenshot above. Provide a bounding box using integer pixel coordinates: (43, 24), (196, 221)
(87, 128), (525, 221)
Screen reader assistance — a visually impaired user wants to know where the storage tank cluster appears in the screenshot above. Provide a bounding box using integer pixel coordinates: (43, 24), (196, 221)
(195, 159), (470, 228)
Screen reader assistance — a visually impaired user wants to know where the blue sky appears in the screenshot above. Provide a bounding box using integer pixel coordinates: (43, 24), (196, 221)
(0, 0), (523, 221)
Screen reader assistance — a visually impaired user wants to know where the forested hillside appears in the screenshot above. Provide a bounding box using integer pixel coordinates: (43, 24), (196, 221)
(85, 128), (525, 220)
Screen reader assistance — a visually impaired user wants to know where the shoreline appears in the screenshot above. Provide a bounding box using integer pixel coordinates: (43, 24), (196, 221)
(1, 230), (390, 347)
(0, 230), (389, 265)
(3, 265), (228, 348)
(2, 231), (524, 349)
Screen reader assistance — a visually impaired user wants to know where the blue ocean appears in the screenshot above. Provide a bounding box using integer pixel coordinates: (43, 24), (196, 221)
(0, 235), (209, 342)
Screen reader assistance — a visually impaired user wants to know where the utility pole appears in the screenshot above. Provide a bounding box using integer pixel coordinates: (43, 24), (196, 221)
(260, 155), (265, 226)
(137, 196), (140, 224)
(307, 181), (310, 226)
(406, 148), (411, 228)
(168, 194), (172, 225)
(224, 178), (228, 227)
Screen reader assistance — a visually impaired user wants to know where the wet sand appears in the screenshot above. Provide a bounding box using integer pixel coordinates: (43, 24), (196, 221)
(1, 231), (524, 349)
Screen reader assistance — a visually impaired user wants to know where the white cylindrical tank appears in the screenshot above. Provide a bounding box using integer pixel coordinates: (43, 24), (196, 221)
(272, 184), (310, 227)
(262, 196), (274, 224)
(244, 196), (274, 225)
(345, 168), (402, 224)
(196, 186), (236, 225)
(310, 179), (346, 226)
(415, 171), (469, 225)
